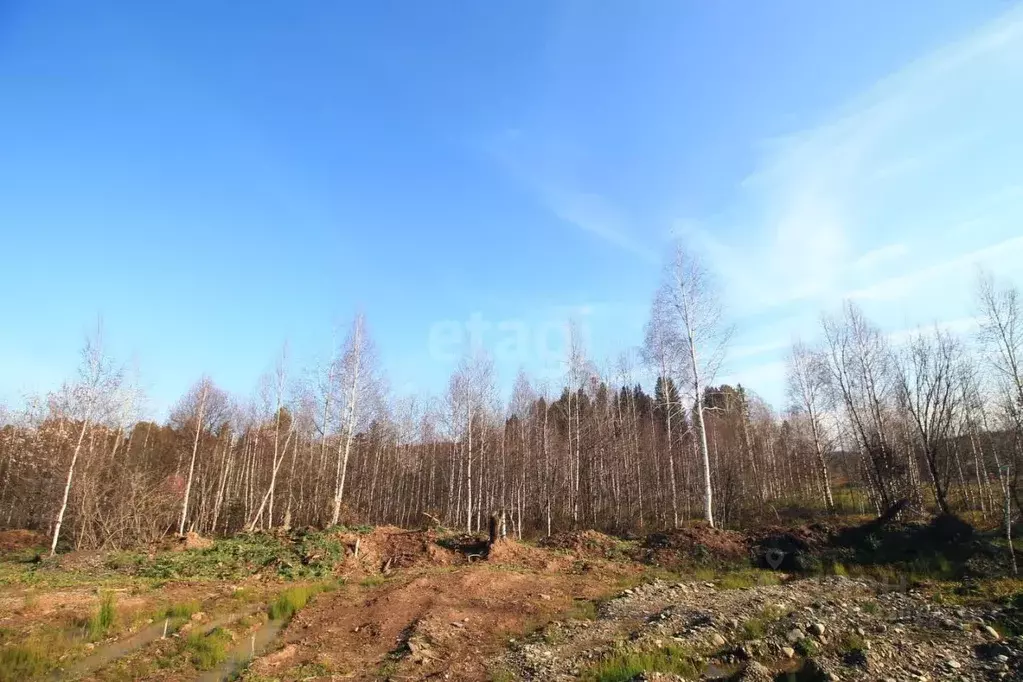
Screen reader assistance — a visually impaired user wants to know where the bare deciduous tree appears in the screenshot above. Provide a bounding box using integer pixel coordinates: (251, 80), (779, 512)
(787, 340), (835, 513)
(331, 313), (379, 526)
(894, 328), (964, 514)
(652, 243), (731, 527)
(49, 327), (123, 555)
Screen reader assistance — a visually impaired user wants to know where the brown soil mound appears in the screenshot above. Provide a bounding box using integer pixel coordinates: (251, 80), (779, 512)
(748, 523), (833, 552)
(486, 539), (559, 569)
(334, 526), (465, 573)
(643, 525), (748, 566)
(538, 530), (627, 560)
(0, 529), (44, 553)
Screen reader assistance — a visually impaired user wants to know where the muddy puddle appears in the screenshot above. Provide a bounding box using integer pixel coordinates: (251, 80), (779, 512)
(702, 657), (811, 681)
(54, 608), (260, 680)
(703, 660), (740, 679)
(196, 617), (286, 682)
(52, 620), (169, 680)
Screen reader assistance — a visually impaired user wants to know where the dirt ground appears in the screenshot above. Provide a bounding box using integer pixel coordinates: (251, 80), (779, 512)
(245, 544), (637, 681)
(1, 516), (1020, 681)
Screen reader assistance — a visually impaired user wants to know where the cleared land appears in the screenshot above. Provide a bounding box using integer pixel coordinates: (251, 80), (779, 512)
(0, 515), (1020, 682)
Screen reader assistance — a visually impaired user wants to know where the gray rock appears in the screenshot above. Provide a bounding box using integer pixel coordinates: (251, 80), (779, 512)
(810, 622), (826, 636)
(737, 661), (773, 682)
(786, 628), (805, 643)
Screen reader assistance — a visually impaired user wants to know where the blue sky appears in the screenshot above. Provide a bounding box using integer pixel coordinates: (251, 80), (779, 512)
(2, 1), (1022, 417)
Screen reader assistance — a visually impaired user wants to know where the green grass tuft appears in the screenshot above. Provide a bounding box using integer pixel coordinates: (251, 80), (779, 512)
(267, 585), (320, 621)
(87, 592), (116, 641)
(583, 644), (701, 682)
(359, 574), (385, 588)
(162, 600), (200, 619)
(717, 569), (782, 590)
(184, 626), (232, 670)
(838, 632), (867, 654)
(795, 638), (818, 657)
(740, 604), (787, 641)
(0, 643), (50, 681)
(565, 599), (598, 621)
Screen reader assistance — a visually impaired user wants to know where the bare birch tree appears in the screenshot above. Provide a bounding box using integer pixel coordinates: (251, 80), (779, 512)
(786, 340), (835, 512)
(644, 302), (686, 527)
(48, 327), (123, 555)
(331, 313), (379, 526)
(652, 243), (731, 527)
(976, 271), (1023, 515)
(247, 345), (296, 530)
(894, 328), (964, 514)
(822, 302), (902, 512)
(173, 376), (229, 535)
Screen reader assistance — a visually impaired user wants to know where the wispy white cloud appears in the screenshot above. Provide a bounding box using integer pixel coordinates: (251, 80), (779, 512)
(488, 129), (659, 263)
(676, 5), (1023, 407)
(729, 339), (790, 361)
(684, 4), (1023, 313)
(852, 243), (908, 271)
(848, 235), (1023, 301)
(886, 316), (980, 347)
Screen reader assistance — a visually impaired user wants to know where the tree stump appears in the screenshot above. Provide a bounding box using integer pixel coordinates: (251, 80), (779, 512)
(488, 510), (507, 545)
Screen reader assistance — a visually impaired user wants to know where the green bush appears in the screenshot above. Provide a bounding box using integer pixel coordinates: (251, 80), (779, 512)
(134, 530), (346, 581)
(565, 599), (598, 621)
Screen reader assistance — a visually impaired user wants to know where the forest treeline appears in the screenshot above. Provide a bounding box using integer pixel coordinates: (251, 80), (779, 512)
(0, 247), (1021, 554)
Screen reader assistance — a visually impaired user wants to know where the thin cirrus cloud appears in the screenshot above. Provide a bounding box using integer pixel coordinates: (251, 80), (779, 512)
(686, 3), (1023, 317)
(677, 4), (1023, 406)
(847, 235), (1023, 302)
(487, 129), (660, 264)
(484, 5), (1023, 409)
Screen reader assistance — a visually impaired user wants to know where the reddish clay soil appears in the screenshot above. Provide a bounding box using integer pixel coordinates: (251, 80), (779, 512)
(538, 529), (626, 560)
(0, 528), (43, 553)
(246, 549), (636, 681)
(642, 524), (749, 567)
(327, 526), (470, 578)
